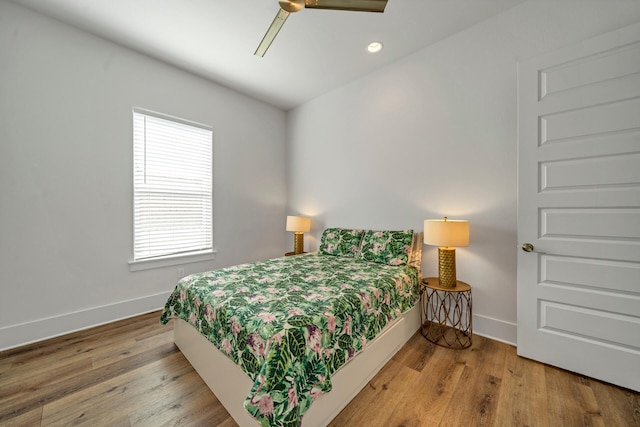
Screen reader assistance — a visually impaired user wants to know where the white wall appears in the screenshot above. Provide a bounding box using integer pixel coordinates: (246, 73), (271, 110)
(0, 1), (287, 350)
(287, 0), (640, 344)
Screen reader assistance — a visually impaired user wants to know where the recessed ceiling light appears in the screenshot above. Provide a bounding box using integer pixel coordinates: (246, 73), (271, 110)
(367, 42), (383, 53)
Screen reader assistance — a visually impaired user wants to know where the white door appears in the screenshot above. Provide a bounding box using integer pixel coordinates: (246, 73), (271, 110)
(517, 22), (640, 392)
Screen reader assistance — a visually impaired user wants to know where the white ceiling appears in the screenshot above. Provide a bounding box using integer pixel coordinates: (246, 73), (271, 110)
(10, 0), (525, 110)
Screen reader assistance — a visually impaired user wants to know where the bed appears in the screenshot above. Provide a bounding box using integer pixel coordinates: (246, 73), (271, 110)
(160, 228), (422, 426)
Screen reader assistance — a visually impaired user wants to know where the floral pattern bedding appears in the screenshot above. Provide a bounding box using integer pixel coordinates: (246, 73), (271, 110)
(160, 252), (420, 426)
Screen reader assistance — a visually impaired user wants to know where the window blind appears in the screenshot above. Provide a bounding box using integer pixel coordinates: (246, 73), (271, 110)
(133, 109), (212, 261)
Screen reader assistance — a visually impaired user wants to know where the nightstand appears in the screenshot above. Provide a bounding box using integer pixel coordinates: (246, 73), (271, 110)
(420, 277), (472, 349)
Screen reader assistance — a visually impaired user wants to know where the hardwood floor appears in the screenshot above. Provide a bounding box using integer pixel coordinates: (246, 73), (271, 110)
(1, 312), (638, 426)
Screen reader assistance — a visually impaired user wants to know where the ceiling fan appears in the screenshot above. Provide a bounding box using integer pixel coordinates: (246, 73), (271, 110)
(255, 0), (388, 57)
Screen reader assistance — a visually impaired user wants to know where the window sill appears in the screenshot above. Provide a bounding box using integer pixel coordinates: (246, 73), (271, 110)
(129, 250), (216, 272)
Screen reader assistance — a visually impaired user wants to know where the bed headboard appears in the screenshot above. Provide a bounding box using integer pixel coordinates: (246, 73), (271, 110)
(408, 231), (423, 273)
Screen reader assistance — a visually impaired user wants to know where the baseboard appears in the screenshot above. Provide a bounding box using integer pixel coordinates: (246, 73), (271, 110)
(472, 313), (517, 346)
(0, 292), (169, 351)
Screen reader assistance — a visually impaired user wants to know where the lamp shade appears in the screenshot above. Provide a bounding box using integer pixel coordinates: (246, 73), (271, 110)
(286, 216), (311, 233)
(424, 217), (469, 247)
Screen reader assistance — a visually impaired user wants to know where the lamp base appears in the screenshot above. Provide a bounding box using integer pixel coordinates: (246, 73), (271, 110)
(438, 247), (457, 288)
(293, 232), (304, 255)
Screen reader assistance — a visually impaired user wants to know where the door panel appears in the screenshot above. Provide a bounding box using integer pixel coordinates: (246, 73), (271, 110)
(541, 97), (640, 143)
(539, 300), (639, 348)
(543, 256), (640, 294)
(517, 22), (640, 391)
(541, 207), (640, 239)
(540, 43), (640, 97)
(541, 153), (640, 190)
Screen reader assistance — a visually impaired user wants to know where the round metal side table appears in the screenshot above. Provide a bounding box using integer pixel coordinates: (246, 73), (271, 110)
(421, 277), (472, 349)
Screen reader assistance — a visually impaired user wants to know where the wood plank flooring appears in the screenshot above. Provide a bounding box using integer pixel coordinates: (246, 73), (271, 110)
(1, 311), (638, 426)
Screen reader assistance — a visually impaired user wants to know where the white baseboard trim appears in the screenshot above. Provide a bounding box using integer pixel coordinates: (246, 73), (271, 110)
(472, 313), (517, 346)
(0, 292), (169, 352)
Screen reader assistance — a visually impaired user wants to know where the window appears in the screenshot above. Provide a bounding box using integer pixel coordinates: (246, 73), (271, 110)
(132, 108), (213, 262)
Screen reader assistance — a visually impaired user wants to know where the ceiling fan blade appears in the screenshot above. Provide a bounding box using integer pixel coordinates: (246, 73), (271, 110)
(255, 8), (290, 57)
(304, 0), (387, 12)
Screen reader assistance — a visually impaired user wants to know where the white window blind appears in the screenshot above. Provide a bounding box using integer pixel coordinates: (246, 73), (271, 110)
(133, 109), (212, 261)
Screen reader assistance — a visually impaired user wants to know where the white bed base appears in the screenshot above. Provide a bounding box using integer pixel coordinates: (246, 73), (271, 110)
(173, 304), (420, 426)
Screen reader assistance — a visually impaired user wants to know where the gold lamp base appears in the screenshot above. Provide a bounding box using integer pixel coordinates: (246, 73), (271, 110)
(438, 247), (457, 288)
(293, 232), (304, 255)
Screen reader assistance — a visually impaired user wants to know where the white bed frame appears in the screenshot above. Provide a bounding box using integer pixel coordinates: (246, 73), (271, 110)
(173, 304), (420, 426)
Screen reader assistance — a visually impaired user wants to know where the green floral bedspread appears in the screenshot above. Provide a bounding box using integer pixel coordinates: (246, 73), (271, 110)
(160, 253), (420, 426)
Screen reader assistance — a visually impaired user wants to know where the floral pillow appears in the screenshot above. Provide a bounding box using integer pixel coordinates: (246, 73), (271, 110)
(319, 228), (365, 257)
(357, 229), (414, 266)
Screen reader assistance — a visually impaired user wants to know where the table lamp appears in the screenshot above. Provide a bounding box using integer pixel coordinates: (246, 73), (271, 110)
(424, 217), (469, 288)
(286, 215), (311, 255)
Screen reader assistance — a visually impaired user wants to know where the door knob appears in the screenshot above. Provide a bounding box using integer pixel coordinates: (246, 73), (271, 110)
(522, 243), (535, 252)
